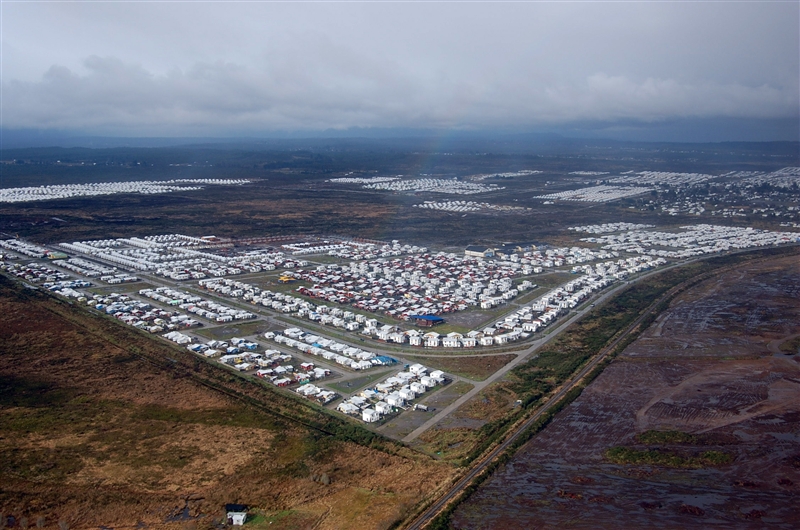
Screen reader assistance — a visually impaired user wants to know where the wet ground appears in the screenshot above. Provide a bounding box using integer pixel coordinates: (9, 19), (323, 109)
(452, 255), (800, 528)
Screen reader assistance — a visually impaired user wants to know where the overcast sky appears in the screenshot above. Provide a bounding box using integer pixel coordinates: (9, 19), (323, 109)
(2, 1), (798, 141)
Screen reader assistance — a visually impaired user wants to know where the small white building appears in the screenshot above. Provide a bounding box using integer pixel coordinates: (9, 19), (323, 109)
(386, 392), (405, 407)
(396, 371), (415, 382)
(353, 360), (373, 370)
(349, 396), (368, 408)
(226, 504), (248, 526)
(337, 402), (359, 415)
(408, 363), (427, 375)
(430, 370), (446, 383)
(420, 376), (437, 388)
(375, 401), (393, 414)
(410, 382), (427, 394)
(399, 387), (416, 400)
(442, 337), (460, 348)
(362, 408), (380, 422)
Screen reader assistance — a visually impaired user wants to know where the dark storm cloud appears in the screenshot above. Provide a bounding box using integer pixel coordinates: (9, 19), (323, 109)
(2, 2), (798, 138)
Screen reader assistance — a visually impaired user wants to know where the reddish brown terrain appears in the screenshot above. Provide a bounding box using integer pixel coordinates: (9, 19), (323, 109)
(0, 277), (454, 529)
(452, 255), (800, 528)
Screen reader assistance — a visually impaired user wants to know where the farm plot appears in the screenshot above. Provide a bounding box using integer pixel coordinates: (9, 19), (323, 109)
(452, 254), (800, 529)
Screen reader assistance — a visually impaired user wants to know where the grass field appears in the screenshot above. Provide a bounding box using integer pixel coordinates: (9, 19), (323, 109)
(327, 370), (395, 394)
(0, 274), (455, 529)
(420, 354), (518, 381)
(193, 320), (274, 340)
(779, 335), (800, 354)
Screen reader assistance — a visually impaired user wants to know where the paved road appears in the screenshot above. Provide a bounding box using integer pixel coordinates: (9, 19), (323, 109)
(401, 277), (636, 442)
(768, 332), (800, 355)
(36, 243), (665, 439)
(403, 256), (737, 529)
(37, 240), (797, 445)
(400, 254), (713, 443)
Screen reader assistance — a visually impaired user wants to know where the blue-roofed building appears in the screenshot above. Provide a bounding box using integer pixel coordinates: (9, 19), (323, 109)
(410, 314), (445, 327)
(375, 355), (397, 365)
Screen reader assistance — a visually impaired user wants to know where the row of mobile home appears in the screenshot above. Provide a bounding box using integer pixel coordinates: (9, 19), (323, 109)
(340, 364), (448, 422)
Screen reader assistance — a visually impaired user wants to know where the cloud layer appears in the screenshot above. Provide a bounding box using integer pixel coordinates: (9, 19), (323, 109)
(3, 2), (798, 138)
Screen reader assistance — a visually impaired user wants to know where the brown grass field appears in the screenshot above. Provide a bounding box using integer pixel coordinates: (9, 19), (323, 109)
(0, 275), (456, 529)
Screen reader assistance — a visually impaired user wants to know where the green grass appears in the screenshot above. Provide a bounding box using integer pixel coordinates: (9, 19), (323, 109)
(86, 282), (150, 295)
(779, 336), (800, 354)
(636, 430), (699, 445)
(1, 445), (86, 481)
(447, 380), (476, 396)
(605, 446), (732, 469)
(420, 354), (517, 382)
(303, 255), (345, 265)
(529, 272), (577, 289)
(248, 510), (303, 527)
(0, 382), (125, 434)
(418, 323), (472, 335)
(0, 375), (80, 409)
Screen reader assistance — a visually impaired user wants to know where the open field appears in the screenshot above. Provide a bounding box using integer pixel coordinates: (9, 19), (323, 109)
(193, 321), (276, 340)
(779, 335), (800, 354)
(415, 354), (518, 382)
(451, 254), (800, 528)
(378, 382), (475, 441)
(2, 142), (800, 528)
(0, 165), (771, 248)
(0, 275), (455, 529)
(327, 370), (396, 395)
(86, 281), (152, 294)
(420, 381), (475, 412)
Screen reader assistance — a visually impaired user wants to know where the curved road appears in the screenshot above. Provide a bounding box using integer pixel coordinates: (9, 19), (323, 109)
(404, 247), (800, 529)
(404, 284), (667, 530)
(400, 272), (642, 442)
(403, 259), (721, 529)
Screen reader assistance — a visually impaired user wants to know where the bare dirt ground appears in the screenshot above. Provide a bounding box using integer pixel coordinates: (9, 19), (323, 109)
(0, 277), (455, 529)
(420, 354), (518, 381)
(378, 381), (475, 441)
(452, 255), (800, 529)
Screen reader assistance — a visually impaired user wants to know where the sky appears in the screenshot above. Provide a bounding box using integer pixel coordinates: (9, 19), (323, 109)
(2, 1), (799, 142)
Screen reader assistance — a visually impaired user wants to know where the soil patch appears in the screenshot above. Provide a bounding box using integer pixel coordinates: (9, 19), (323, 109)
(421, 354), (517, 381)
